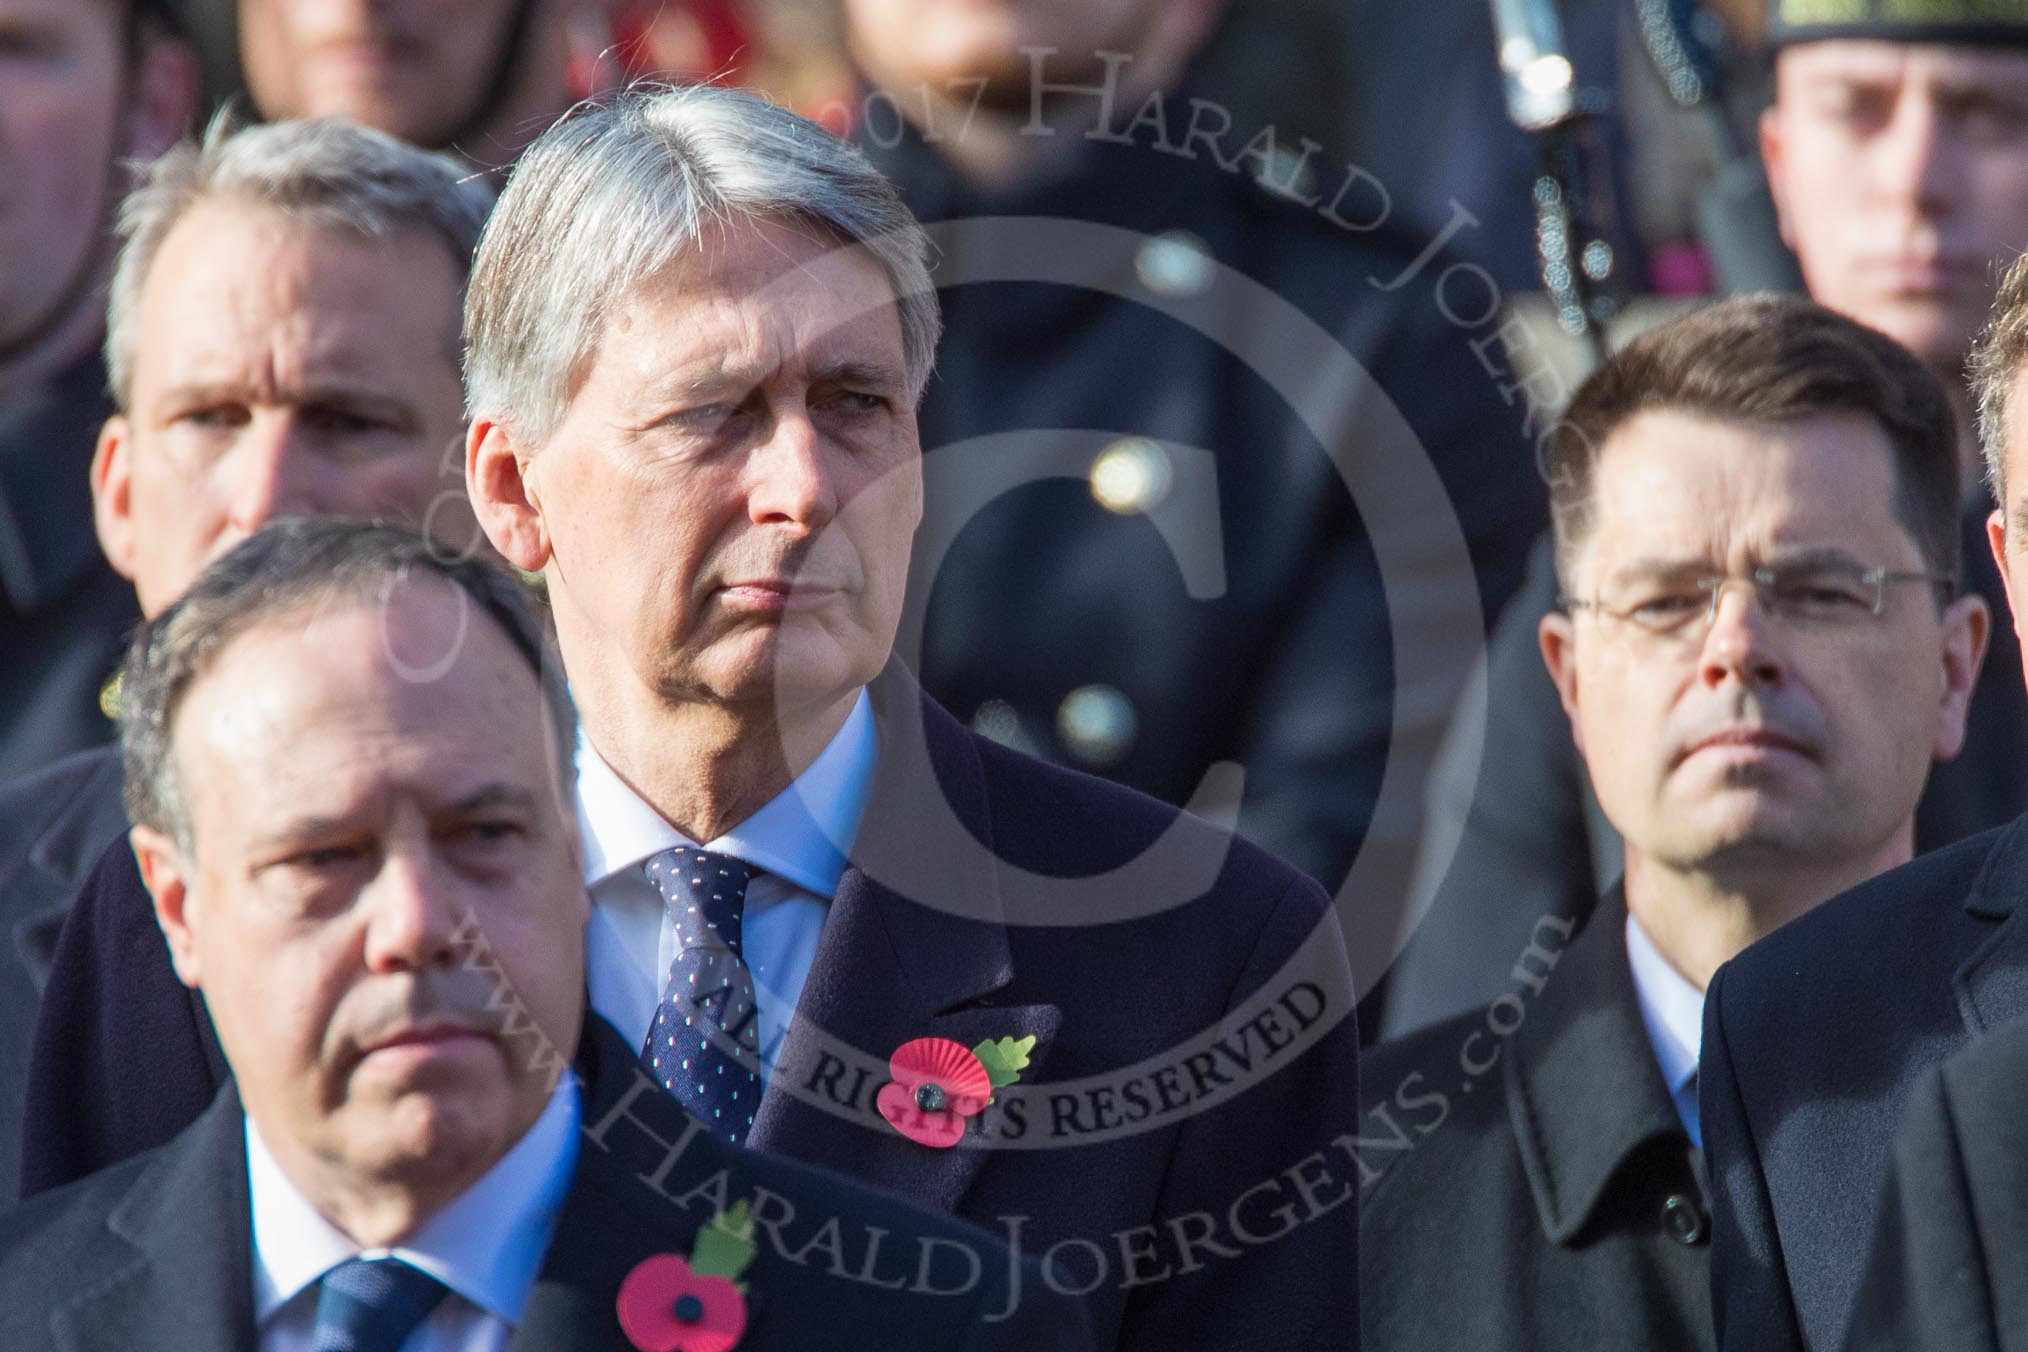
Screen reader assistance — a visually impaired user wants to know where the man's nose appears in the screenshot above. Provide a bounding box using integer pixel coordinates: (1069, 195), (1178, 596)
(744, 410), (839, 532)
(359, 847), (461, 975)
(1698, 584), (1790, 692)
(226, 414), (329, 531)
(1872, 89), (1953, 219)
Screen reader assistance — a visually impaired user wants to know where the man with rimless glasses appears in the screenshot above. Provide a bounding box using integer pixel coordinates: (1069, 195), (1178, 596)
(1357, 293), (1985, 1352)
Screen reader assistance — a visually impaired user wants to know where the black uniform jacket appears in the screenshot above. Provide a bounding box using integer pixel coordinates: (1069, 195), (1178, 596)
(1700, 812), (2028, 1352)
(24, 672), (1363, 1352)
(0, 356), (135, 783)
(868, 88), (1546, 901)
(0, 1012), (1094, 1351)
(1359, 889), (1712, 1352)
(1843, 1014), (2028, 1352)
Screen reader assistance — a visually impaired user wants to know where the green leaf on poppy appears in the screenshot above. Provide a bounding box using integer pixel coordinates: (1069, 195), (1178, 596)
(690, 1201), (756, 1281)
(972, 1035), (1036, 1090)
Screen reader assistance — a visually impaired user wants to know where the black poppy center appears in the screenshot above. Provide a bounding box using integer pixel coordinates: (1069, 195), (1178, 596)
(915, 1082), (948, 1112)
(674, 1294), (706, 1324)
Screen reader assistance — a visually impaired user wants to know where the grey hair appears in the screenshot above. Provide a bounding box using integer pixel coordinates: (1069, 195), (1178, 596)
(120, 518), (576, 853)
(1972, 251), (2028, 509)
(105, 112), (496, 411)
(464, 82), (941, 444)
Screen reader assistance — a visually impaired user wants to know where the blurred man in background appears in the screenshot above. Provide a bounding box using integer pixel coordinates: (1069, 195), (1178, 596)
(837, 0), (1547, 921)
(1383, 1), (2028, 1039)
(233, 0), (574, 162)
(0, 0), (195, 780)
(0, 117), (489, 1195)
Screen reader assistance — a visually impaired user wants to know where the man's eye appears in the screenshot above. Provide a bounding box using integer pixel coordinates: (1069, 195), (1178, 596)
(1627, 593), (1704, 624)
(175, 406), (247, 430)
(454, 820), (523, 844)
(292, 843), (362, 869)
(1773, 580), (1872, 614)
(304, 406), (382, 435)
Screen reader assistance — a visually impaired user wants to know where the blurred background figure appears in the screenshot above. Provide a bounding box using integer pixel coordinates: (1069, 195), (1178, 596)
(802, 0), (1547, 924)
(0, 117), (490, 1197)
(1382, 0), (2028, 1041)
(0, 0), (195, 781)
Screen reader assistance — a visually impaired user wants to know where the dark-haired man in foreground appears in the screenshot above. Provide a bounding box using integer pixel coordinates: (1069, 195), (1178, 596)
(1362, 295), (1985, 1351)
(0, 518), (1087, 1351)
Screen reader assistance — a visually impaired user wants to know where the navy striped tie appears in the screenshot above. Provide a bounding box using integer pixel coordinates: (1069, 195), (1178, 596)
(641, 844), (763, 1144)
(310, 1256), (448, 1352)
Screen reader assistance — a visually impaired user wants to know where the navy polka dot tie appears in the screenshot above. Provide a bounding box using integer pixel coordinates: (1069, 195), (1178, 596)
(642, 845), (762, 1144)
(310, 1256), (447, 1352)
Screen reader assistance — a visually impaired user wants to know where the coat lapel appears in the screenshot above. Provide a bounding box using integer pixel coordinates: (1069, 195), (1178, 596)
(1953, 815), (2028, 1035)
(50, 1087), (256, 1352)
(746, 672), (1059, 1215)
(1505, 889), (1696, 1244)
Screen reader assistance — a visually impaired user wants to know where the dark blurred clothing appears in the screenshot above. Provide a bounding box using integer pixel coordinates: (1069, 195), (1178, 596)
(1843, 1015), (2028, 1352)
(1383, 496), (2025, 1039)
(869, 100), (1547, 899)
(1699, 809), (2028, 1352)
(1361, 889), (1712, 1352)
(0, 357), (135, 781)
(0, 746), (126, 1199)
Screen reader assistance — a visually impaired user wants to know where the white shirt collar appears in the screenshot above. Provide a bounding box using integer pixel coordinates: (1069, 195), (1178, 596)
(574, 688), (877, 896)
(247, 1075), (581, 1327)
(1624, 909), (1705, 1098)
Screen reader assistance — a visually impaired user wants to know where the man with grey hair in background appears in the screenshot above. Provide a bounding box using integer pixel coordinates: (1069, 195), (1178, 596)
(10, 115), (491, 1196)
(33, 83), (1363, 1351)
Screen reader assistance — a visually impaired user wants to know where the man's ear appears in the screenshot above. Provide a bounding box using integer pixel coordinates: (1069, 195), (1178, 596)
(466, 418), (552, 573)
(1759, 105), (1795, 250)
(132, 825), (203, 991)
(1539, 610), (1587, 761)
(1933, 593), (1992, 761)
(91, 416), (139, 586)
(125, 32), (199, 160)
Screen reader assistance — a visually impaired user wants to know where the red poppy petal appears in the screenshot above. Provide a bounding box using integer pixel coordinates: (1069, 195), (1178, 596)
(679, 1273), (750, 1352)
(886, 1037), (992, 1100)
(877, 1081), (969, 1148)
(617, 1255), (694, 1352)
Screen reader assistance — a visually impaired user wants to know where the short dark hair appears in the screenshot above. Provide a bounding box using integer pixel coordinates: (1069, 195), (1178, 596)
(119, 518), (575, 850)
(1545, 293), (1961, 593)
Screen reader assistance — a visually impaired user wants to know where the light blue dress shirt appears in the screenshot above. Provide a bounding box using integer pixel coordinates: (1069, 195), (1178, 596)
(247, 1076), (581, 1352)
(578, 688), (876, 1084)
(1625, 910), (1706, 1149)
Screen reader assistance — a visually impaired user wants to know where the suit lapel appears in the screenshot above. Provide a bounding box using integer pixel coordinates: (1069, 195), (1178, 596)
(1953, 815), (2028, 1035)
(51, 1087), (256, 1352)
(746, 672), (1059, 1214)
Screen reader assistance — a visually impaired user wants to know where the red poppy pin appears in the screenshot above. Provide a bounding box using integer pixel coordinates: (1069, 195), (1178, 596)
(617, 1202), (755, 1352)
(877, 1034), (1035, 1148)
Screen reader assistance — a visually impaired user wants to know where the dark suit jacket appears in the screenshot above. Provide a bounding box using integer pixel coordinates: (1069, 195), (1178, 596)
(25, 673), (1362, 1352)
(1384, 500), (2026, 1041)
(1359, 890), (1712, 1352)
(1842, 1016), (2028, 1352)
(1700, 812), (2028, 1352)
(0, 745), (126, 1194)
(0, 1013), (1092, 1351)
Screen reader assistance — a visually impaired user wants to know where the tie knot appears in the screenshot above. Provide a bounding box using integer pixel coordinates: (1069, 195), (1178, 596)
(643, 845), (756, 954)
(312, 1256), (448, 1352)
